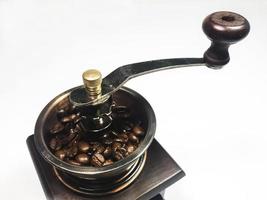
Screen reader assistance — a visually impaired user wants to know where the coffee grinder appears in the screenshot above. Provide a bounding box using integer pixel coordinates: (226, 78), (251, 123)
(27, 11), (250, 200)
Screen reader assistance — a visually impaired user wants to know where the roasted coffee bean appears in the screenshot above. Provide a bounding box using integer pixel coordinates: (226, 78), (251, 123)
(49, 138), (57, 150)
(61, 114), (78, 123)
(91, 153), (105, 167)
(63, 122), (76, 132)
(118, 133), (128, 143)
(121, 143), (127, 149)
(102, 138), (113, 145)
(118, 147), (127, 156)
(61, 132), (76, 145)
(50, 122), (64, 134)
(49, 138), (61, 151)
(113, 137), (124, 143)
(103, 146), (112, 158)
(73, 116), (81, 124)
(112, 142), (122, 151)
(66, 146), (78, 158)
(129, 133), (139, 144)
(103, 159), (113, 166)
(67, 129), (77, 142)
(113, 151), (124, 161)
(57, 101), (70, 111)
(91, 142), (101, 152)
(57, 109), (67, 119)
(67, 159), (81, 166)
(55, 149), (66, 160)
(75, 153), (89, 164)
(78, 141), (90, 153)
(126, 144), (135, 154)
(70, 128), (77, 134)
(74, 124), (82, 133)
(66, 134), (80, 148)
(133, 126), (145, 137)
(95, 145), (105, 154)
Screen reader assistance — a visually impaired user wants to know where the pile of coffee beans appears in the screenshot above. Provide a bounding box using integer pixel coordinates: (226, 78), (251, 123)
(48, 101), (145, 167)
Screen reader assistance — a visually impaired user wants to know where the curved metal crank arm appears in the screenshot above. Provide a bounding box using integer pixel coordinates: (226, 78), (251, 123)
(101, 58), (204, 97)
(101, 11), (250, 101)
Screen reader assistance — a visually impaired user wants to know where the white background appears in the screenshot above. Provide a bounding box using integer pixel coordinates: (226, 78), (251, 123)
(0, 0), (266, 199)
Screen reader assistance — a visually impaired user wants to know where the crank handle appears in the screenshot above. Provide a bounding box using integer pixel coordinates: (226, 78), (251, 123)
(70, 11), (250, 106)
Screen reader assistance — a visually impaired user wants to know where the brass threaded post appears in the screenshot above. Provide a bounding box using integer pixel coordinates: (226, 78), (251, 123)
(82, 69), (102, 99)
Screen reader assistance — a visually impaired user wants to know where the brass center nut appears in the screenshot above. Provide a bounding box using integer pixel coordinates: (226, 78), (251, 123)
(82, 69), (102, 99)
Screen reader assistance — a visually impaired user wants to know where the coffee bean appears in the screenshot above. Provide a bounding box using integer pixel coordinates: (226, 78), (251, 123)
(95, 145), (105, 154)
(75, 153), (89, 164)
(78, 141), (90, 153)
(57, 101), (70, 111)
(73, 116), (81, 124)
(62, 122), (75, 134)
(74, 124), (82, 133)
(103, 146), (112, 158)
(66, 146), (78, 158)
(102, 138), (113, 145)
(126, 144), (135, 154)
(129, 133), (139, 144)
(73, 113), (82, 124)
(49, 138), (57, 150)
(103, 159), (113, 166)
(66, 134), (80, 148)
(133, 126), (145, 137)
(91, 153), (105, 167)
(50, 122), (64, 134)
(61, 132), (76, 145)
(112, 142), (122, 151)
(57, 109), (67, 119)
(91, 142), (101, 152)
(118, 147), (127, 156)
(49, 138), (61, 151)
(61, 114), (78, 123)
(118, 133), (129, 143)
(55, 149), (66, 160)
(113, 137), (124, 143)
(121, 143), (126, 149)
(113, 151), (124, 161)
(70, 128), (78, 134)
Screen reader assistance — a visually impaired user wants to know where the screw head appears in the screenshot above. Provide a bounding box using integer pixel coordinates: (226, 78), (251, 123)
(82, 69), (102, 97)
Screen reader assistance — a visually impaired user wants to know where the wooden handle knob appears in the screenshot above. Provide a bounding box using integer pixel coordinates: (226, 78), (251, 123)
(202, 11), (250, 69)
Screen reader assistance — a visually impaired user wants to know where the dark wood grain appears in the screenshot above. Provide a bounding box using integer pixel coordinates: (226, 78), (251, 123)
(27, 135), (185, 200)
